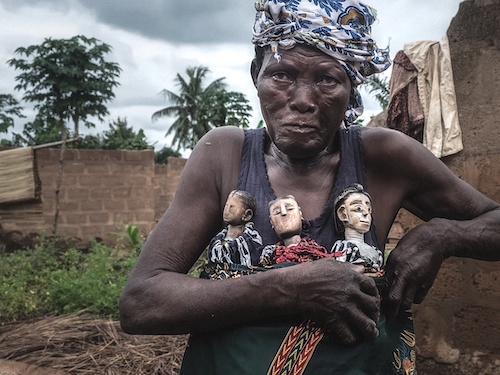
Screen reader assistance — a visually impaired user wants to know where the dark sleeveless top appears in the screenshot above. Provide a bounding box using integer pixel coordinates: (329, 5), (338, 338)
(237, 126), (380, 261)
(181, 126), (416, 375)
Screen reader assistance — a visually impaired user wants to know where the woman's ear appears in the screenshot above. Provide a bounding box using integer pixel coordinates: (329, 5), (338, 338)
(250, 59), (259, 87)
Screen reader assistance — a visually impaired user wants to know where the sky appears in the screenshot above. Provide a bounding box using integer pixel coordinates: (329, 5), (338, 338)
(0, 0), (463, 156)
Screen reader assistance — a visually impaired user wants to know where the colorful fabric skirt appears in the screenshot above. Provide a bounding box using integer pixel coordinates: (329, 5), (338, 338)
(181, 263), (416, 375)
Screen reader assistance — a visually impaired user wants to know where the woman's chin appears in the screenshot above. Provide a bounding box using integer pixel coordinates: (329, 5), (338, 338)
(276, 141), (328, 160)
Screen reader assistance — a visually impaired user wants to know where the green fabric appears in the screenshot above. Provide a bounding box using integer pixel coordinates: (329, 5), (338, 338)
(183, 263), (415, 374)
(180, 310), (414, 375)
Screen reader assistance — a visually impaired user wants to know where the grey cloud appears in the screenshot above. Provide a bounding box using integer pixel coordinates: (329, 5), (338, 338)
(99, 0), (256, 44)
(3, 0), (256, 44)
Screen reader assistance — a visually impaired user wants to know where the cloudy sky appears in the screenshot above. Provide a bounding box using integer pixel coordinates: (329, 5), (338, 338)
(0, 0), (463, 155)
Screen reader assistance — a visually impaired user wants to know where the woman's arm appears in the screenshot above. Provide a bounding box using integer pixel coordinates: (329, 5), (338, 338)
(120, 127), (381, 345)
(362, 127), (500, 316)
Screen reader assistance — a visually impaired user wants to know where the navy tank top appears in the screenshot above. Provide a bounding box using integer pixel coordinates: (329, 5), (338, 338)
(237, 126), (380, 262)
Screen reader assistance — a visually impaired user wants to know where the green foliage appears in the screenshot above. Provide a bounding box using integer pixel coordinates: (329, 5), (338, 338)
(123, 224), (145, 250)
(8, 35), (121, 142)
(0, 230), (141, 324)
(0, 241), (58, 322)
(47, 243), (135, 317)
(68, 118), (154, 151)
(0, 94), (25, 133)
(152, 66), (253, 151)
(10, 113), (61, 146)
(188, 248), (209, 278)
(362, 75), (390, 110)
(101, 117), (153, 150)
(154, 146), (181, 164)
(0, 225), (215, 324)
(71, 133), (103, 149)
(0, 139), (15, 147)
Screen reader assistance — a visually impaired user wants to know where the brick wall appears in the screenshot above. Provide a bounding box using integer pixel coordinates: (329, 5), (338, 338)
(154, 157), (187, 222)
(0, 148), (186, 246)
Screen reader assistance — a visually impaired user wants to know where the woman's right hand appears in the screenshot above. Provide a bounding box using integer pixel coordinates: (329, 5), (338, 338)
(286, 258), (380, 345)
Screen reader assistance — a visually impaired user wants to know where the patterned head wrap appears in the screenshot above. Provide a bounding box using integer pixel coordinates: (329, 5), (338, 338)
(252, 0), (391, 123)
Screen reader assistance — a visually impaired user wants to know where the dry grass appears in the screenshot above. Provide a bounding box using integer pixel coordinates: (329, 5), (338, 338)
(0, 313), (188, 375)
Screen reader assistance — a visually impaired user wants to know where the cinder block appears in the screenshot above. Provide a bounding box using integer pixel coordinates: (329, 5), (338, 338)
(79, 175), (103, 187)
(453, 305), (500, 352)
(134, 211), (155, 223)
(123, 150), (154, 162)
(89, 213), (109, 223)
(89, 188), (112, 199)
(66, 214), (87, 225)
(111, 187), (132, 199)
(103, 199), (125, 211)
(67, 188), (90, 200)
(425, 260), (465, 304)
(80, 200), (102, 211)
(59, 201), (79, 211)
(472, 266), (500, 298)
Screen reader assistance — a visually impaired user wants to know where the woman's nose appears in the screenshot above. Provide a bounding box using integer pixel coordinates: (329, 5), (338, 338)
(289, 82), (316, 113)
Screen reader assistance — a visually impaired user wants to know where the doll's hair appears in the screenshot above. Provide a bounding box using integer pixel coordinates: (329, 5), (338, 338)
(268, 195), (297, 209)
(229, 190), (257, 214)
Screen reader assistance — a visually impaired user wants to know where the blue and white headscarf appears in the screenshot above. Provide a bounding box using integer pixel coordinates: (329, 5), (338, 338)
(252, 0), (391, 123)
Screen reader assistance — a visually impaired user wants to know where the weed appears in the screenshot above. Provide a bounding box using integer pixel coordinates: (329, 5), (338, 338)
(0, 231), (140, 324)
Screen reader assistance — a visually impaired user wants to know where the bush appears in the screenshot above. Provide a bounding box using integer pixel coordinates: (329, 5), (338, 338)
(0, 224), (211, 325)
(48, 243), (137, 318)
(0, 233), (140, 324)
(0, 241), (58, 322)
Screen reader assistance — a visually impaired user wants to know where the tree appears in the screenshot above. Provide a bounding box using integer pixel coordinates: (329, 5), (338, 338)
(10, 113), (60, 146)
(70, 134), (102, 150)
(100, 117), (153, 150)
(154, 146), (181, 164)
(152, 66), (252, 151)
(8, 116), (154, 151)
(7, 35), (121, 235)
(362, 75), (390, 110)
(8, 35), (121, 140)
(0, 94), (24, 133)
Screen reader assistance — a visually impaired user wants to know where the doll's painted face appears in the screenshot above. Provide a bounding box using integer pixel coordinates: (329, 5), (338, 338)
(337, 192), (372, 234)
(223, 194), (252, 226)
(269, 197), (302, 239)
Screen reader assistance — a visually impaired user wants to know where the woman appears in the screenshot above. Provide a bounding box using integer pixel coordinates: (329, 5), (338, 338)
(120, 1), (500, 374)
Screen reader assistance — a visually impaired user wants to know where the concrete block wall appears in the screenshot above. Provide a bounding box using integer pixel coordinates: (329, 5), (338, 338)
(154, 157), (187, 222)
(0, 149), (187, 247)
(395, 1), (500, 373)
(36, 148), (158, 243)
(366, 1), (500, 372)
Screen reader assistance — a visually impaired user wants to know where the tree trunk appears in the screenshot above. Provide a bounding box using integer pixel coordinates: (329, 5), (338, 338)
(52, 123), (67, 235)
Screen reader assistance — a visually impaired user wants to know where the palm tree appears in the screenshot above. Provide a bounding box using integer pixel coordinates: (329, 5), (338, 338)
(363, 75), (390, 110)
(152, 66), (252, 151)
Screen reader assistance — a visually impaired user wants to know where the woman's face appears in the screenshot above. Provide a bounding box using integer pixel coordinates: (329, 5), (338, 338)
(252, 44), (352, 159)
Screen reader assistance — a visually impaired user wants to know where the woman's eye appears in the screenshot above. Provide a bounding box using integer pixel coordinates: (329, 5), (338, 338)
(272, 72), (291, 81)
(318, 76), (337, 85)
